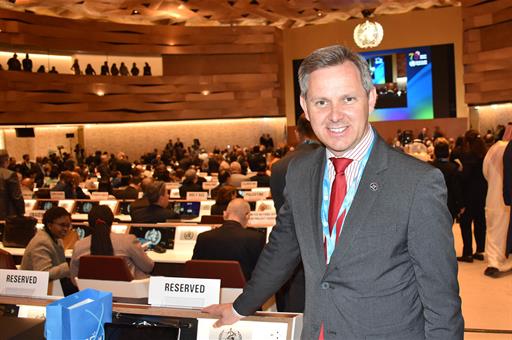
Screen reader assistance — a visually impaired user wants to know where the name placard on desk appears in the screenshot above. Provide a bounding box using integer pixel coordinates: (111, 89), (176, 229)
(0, 269), (49, 298)
(149, 276), (220, 308)
(186, 192), (208, 201)
(243, 191), (267, 202)
(248, 211), (276, 227)
(50, 191), (65, 200)
(202, 182), (218, 190)
(165, 182), (181, 190)
(91, 192), (109, 200)
(241, 181), (258, 190)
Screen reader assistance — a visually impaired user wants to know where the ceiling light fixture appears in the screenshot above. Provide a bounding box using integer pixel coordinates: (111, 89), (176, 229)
(131, 9), (140, 15)
(353, 9), (383, 49)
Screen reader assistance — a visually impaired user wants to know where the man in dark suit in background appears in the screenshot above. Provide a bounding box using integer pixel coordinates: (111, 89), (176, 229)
(270, 113), (319, 313)
(204, 45), (463, 339)
(192, 198), (265, 281)
(114, 176), (141, 200)
(0, 150), (25, 219)
(130, 181), (178, 223)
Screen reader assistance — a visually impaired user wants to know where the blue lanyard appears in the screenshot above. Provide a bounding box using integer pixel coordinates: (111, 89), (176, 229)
(321, 141), (374, 263)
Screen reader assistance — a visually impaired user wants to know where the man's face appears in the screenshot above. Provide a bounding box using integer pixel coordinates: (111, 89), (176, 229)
(300, 62), (376, 156)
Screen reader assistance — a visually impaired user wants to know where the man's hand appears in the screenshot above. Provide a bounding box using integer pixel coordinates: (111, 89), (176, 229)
(202, 303), (241, 328)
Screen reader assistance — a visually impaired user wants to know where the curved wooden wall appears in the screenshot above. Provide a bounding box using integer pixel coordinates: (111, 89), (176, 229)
(462, 0), (512, 105)
(0, 9), (283, 124)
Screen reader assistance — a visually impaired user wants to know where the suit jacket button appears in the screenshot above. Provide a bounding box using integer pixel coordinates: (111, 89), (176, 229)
(321, 282), (330, 289)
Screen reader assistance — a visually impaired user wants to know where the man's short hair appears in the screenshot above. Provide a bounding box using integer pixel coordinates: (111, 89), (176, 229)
(434, 138), (450, 159)
(144, 181), (166, 204)
(295, 113), (316, 139)
(298, 45), (373, 98)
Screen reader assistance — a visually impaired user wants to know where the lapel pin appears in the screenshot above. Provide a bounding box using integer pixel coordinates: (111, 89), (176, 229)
(369, 182), (379, 191)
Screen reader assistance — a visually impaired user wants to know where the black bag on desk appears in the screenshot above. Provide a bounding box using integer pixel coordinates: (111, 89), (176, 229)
(106, 312), (198, 340)
(2, 216), (37, 248)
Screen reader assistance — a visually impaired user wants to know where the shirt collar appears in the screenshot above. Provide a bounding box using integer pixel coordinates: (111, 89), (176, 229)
(326, 124), (374, 161)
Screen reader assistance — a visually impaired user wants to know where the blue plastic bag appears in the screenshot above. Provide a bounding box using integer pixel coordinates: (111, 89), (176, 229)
(45, 288), (112, 340)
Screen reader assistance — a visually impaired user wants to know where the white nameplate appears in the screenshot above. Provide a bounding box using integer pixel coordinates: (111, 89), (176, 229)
(243, 191), (267, 202)
(58, 199), (75, 213)
(50, 191), (65, 200)
(91, 192), (109, 200)
(170, 188), (181, 198)
(0, 269), (49, 298)
(100, 200), (118, 214)
(202, 182), (218, 190)
(247, 211), (276, 227)
(251, 187), (271, 198)
(166, 182), (181, 190)
(186, 192), (208, 201)
(241, 181), (258, 189)
(148, 276), (220, 309)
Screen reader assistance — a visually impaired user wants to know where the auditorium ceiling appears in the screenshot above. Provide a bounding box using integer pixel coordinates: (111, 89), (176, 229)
(0, 0), (459, 27)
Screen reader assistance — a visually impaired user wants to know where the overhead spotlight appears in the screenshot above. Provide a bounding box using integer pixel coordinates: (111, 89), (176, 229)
(201, 90), (210, 96)
(227, 0), (236, 6)
(249, 0), (259, 5)
(131, 9), (140, 15)
(8, 0), (16, 4)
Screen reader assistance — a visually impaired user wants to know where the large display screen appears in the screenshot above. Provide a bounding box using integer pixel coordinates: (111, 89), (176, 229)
(362, 46), (433, 121)
(293, 44), (456, 122)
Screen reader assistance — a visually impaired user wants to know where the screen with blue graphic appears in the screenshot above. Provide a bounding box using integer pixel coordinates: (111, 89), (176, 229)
(361, 46), (433, 121)
(292, 44), (456, 122)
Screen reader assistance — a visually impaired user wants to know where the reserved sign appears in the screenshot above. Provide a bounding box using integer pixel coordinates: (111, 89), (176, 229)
(241, 181), (258, 189)
(186, 192), (208, 201)
(149, 277), (220, 309)
(0, 269), (49, 298)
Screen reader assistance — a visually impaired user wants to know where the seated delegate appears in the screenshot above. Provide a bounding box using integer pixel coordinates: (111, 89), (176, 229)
(70, 205), (154, 280)
(21, 206), (77, 294)
(130, 181), (178, 223)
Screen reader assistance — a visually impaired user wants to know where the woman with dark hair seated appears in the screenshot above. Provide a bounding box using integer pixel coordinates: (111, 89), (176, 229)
(210, 185), (237, 215)
(70, 205), (154, 280)
(21, 206), (78, 295)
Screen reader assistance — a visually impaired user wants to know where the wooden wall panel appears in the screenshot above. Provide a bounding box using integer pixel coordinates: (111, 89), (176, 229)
(462, 0), (512, 105)
(0, 71), (281, 124)
(0, 9), (284, 124)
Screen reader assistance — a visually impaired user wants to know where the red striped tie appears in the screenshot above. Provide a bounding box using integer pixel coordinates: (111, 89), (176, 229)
(328, 157), (352, 242)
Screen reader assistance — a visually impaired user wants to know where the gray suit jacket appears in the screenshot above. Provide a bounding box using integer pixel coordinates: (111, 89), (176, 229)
(20, 229), (69, 280)
(234, 134), (463, 339)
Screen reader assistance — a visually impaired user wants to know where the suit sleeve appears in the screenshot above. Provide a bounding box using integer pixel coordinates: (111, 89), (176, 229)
(407, 168), (464, 339)
(30, 242), (70, 280)
(126, 235), (154, 274)
(8, 172), (25, 216)
(233, 184), (302, 316)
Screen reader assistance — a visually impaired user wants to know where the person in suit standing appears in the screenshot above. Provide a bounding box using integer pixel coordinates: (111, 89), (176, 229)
(193, 199), (265, 281)
(203, 45), (463, 339)
(0, 150), (25, 219)
(269, 113), (320, 313)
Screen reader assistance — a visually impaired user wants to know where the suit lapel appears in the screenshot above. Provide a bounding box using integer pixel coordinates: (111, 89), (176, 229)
(324, 135), (389, 273)
(303, 147), (327, 270)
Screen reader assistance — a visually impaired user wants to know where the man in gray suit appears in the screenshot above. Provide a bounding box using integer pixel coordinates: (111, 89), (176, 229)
(204, 45), (463, 339)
